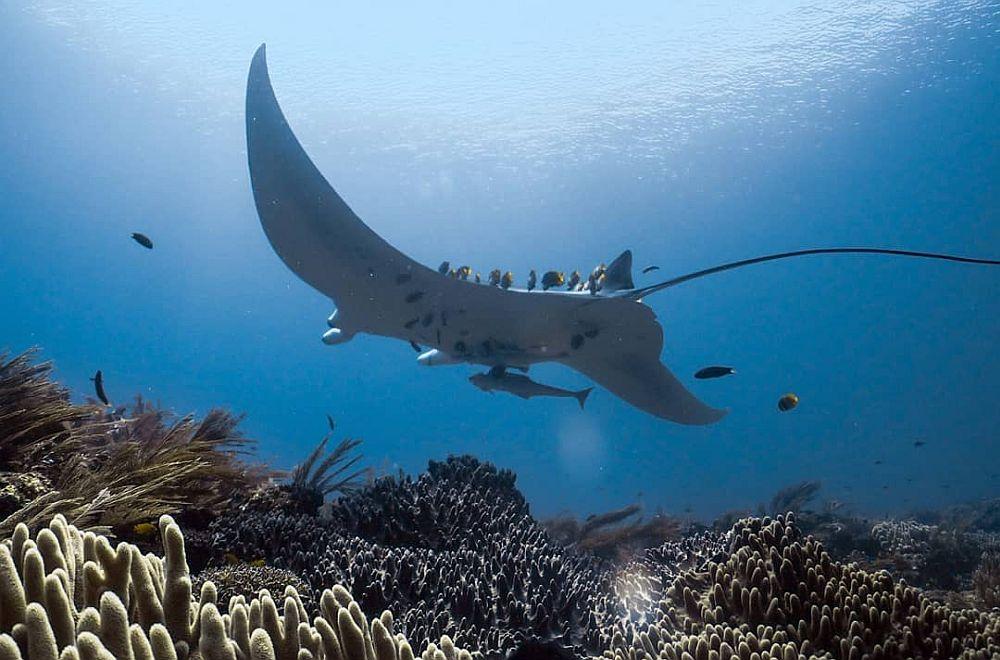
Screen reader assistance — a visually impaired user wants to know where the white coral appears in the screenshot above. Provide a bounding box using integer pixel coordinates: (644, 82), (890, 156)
(0, 515), (473, 660)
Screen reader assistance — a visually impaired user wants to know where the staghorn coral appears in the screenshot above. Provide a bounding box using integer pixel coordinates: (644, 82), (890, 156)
(0, 513), (473, 660)
(605, 513), (1000, 660)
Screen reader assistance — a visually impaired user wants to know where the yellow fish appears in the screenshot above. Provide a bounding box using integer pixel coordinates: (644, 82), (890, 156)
(250, 559), (266, 568)
(132, 522), (157, 536)
(224, 553), (242, 565)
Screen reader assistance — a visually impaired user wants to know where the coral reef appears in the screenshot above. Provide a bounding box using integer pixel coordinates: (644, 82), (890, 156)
(193, 563), (316, 616)
(972, 551), (1000, 609)
(606, 514), (1000, 660)
(871, 519), (997, 590)
(211, 456), (616, 657)
(0, 350), (269, 536)
(0, 513), (472, 660)
(543, 505), (682, 561)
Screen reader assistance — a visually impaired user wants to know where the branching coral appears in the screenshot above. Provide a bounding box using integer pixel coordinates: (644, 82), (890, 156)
(606, 513), (1000, 660)
(0, 513), (473, 660)
(972, 551), (1000, 609)
(211, 456), (616, 657)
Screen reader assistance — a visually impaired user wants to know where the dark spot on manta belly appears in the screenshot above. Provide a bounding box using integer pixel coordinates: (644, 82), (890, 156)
(405, 291), (425, 303)
(454, 341), (467, 353)
(421, 312), (434, 327)
(584, 329), (599, 339)
(571, 334), (585, 350)
(436, 329), (441, 345)
(395, 273), (412, 284)
(404, 318), (419, 329)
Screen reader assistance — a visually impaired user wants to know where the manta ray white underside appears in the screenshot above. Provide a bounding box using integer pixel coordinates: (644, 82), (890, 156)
(245, 45), (726, 425)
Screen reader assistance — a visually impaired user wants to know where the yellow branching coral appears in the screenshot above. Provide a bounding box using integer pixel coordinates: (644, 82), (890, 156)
(0, 514), (474, 660)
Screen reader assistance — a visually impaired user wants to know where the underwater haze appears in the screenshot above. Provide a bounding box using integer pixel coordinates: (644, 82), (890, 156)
(1, 0), (997, 521)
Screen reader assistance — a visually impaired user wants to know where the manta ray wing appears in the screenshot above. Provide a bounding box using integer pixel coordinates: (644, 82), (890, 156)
(563, 352), (727, 424)
(562, 298), (727, 425)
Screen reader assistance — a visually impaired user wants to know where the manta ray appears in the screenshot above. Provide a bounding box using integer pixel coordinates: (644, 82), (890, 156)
(245, 45), (998, 425)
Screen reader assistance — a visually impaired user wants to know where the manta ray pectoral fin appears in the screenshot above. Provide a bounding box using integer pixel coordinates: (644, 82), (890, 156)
(562, 352), (726, 425)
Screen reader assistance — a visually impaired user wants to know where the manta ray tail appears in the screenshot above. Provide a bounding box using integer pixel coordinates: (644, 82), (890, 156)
(575, 387), (595, 410)
(626, 247), (1000, 299)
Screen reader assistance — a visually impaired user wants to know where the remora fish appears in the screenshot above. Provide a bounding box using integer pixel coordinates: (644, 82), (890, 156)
(469, 367), (593, 409)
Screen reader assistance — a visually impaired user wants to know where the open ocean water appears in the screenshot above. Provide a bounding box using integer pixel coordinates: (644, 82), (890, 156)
(1, 0), (997, 523)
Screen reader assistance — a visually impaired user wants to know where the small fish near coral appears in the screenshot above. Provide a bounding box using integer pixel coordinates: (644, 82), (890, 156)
(89, 369), (110, 406)
(130, 232), (154, 249)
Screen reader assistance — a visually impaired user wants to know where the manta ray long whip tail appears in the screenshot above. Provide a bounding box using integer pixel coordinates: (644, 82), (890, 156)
(627, 247), (1000, 300)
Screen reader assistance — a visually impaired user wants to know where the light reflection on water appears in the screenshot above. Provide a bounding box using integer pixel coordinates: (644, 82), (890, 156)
(18, 0), (996, 174)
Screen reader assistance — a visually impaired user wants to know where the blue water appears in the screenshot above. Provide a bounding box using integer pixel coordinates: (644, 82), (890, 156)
(1, 1), (997, 521)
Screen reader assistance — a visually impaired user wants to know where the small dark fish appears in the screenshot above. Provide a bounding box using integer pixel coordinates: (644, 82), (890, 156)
(326, 414), (336, 431)
(501, 271), (514, 289)
(913, 440), (926, 448)
(438, 261), (450, 275)
(570, 334), (584, 350)
(777, 393), (798, 412)
(566, 271), (581, 290)
(130, 232), (153, 249)
(641, 265), (660, 274)
(90, 370), (110, 406)
(874, 460), (883, 465)
(488, 269), (502, 286)
(694, 366), (736, 379)
(527, 270), (537, 291)
(409, 341), (422, 353)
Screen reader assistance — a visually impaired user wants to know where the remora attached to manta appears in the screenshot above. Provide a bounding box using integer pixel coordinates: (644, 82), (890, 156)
(245, 45), (725, 424)
(245, 45), (999, 425)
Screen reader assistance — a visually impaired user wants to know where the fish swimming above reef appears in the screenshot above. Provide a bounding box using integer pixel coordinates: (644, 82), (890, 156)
(244, 45), (1000, 425)
(694, 366), (736, 379)
(130, 232), (153, 249)
(90, 370), (110, 406)
(470, 366), (593, 409)
(778, 393), (799, 412)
